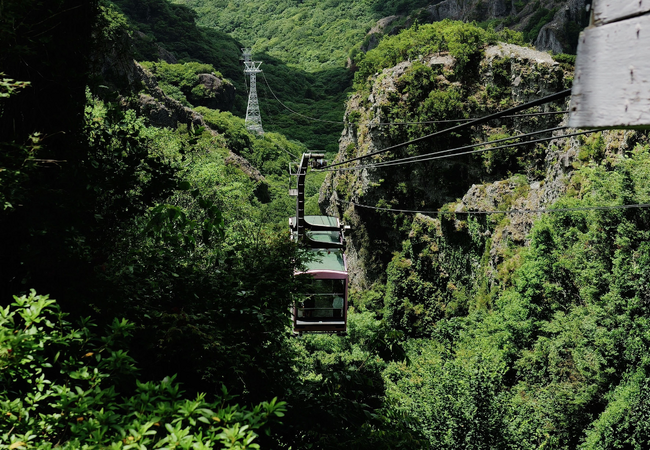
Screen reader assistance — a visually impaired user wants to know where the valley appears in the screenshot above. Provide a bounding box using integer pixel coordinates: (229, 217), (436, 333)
(2, 0), (650, 449)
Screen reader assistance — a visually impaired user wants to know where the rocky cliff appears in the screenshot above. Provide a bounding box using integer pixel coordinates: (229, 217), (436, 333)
(363, 0), (590, 55)
(93, 26), (263, 188)
(130, 63), (263, 185)
(321, 39), (647, 295)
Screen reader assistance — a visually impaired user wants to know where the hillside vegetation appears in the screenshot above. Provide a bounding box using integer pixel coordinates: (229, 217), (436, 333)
(323, 18), (650, 449)
(0, 1), (418, 447)
(109, 0), (587, 155)
(4, 0), (650, 449)
(107, 0), (350, 153)
(173, 0), (428, 71)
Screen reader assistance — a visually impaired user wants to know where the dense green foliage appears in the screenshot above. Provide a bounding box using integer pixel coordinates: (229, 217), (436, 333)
(5, 0), (650, 448)
(78, 97), (316, 400)
(107, 0), (244, 84)
(253, 56), (350, 155)
(377, 142), (650, 448)
(1, 291), (287, 449)
(140, 61), (228, 107)
(274, 310), (425, 449)
(322, 18), (650, 449)
(0, 2), (419, 447)
(173, 0), (425, 72)
(0, 76), (37, 212)
(354, 20), (524, 90)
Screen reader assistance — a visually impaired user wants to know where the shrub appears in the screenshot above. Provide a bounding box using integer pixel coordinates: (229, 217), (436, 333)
(0, 290), (286, 449)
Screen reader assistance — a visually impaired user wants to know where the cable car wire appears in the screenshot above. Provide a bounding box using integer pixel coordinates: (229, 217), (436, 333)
(364, 125), (569, 169)
(277, 145), (299, 159)
(320, 125), (568, 171)
(370, 129), (595, 169)
(261, 71), (569, 128)
(319, 129), (596, 172)
(372, 110), (569, 126)
(324, 89), (572, 169)
(336, 199), (650, 215)
(253, 77), (299, 159)
(261, 72), (346, 125)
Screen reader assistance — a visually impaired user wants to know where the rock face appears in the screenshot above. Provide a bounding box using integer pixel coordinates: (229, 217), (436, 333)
(131, 63), (264, 186)
(448, 128), (646, 286)
(325, 35), (648, 293)
(535, 26), (564, 54)
(134, 63), (208, 129)
(361, 15), (403, 52)
(533, 0), (588, 53)
(320, 43), (570, 290)
(364, 0), (589, 54)
(134, 69), (236, 127)
(156, 44), (178, 64)
(426, 0), (475, 22)
(190, 73), (236, 111)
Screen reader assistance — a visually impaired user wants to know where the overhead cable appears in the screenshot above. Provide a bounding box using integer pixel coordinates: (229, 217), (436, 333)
(319, 129), (596, 172)
(260, 72), (571, 130)
(373, 110), (569, 126)
(324, 89), (572, 169)
(261, 72), (346, 125)
(346, 125), (566, 170)
(370, 129), (595, 169)
(275, 143), (299, 159)
(336, 199), (650, 216)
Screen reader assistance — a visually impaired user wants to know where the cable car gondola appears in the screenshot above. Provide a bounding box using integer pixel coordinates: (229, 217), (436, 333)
(289, 154), (349, 335)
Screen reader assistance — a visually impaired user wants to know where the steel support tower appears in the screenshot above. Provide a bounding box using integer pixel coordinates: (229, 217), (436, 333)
(242, 48), (264, 135)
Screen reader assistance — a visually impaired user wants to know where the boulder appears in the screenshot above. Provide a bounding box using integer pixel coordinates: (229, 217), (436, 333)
(189, 73), (236, 111)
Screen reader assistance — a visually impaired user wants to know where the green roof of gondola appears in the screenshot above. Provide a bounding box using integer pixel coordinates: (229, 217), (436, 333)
(304, 215), (338, 227)
(307, 230), (340, 244)
(289, 215), (341, 246)
(305, 249), (346, 272)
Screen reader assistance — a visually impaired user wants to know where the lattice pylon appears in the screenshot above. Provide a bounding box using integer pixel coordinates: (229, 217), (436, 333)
(242, 48), (264, 135)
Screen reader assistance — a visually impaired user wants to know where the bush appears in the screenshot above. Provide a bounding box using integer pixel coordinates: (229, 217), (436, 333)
(354, 20), (524, 90)
(140, 61), (228, 107)
(0, 290), (287, 449)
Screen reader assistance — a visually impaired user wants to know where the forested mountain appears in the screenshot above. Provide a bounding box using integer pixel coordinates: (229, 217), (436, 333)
(174, 0), (587, 70)
(3, 0), (650, 448)
(1, 1), (413, 447)
(321, 18), (650, 449)
(167, 0), (587, 153)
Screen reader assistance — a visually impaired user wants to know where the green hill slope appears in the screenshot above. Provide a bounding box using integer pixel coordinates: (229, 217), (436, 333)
(173, 0), (428, 71)
(321, 19), (650, 449)
(108, 0), (363, 153)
